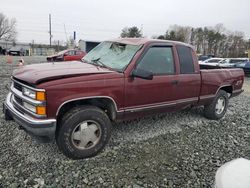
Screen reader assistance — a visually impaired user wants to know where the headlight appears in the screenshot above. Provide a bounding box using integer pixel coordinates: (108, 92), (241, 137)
(23, 87), (36, 99)
(22, 87), (46, 101)
(23, 101), (36, 113)
(23, 102), (46, 115)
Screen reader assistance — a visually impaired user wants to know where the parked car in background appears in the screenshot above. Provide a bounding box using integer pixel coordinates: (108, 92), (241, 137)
(219, 58), (249, 68)
(47, 49), (86, 62)
(198, 54), (215, 63)
(235, 61), (250, 76)
(199, 58), (224, 66)
(198, 55), (210, 63)
(8, 47), (26, 56)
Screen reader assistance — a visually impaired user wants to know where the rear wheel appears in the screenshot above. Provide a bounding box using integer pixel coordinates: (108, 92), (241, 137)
(56, 105), (112, 159)
(204, 90), (229, 120)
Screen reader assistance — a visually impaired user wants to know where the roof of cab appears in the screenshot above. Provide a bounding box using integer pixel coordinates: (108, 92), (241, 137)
(107, 38), (194, 48)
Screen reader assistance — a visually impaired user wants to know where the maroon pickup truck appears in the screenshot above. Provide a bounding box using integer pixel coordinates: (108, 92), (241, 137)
(3, 38), (244, 159)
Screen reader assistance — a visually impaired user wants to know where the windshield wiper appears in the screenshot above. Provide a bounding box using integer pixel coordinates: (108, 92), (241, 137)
(91, 58), (111, 69)
(81, 59), (91, 64)
(84, 57), (120, 72)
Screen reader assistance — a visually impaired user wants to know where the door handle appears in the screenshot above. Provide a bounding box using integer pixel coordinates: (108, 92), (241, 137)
(171, 80), (179, 85)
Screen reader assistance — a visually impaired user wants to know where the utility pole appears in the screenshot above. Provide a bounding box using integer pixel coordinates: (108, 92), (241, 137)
(49, 14), (52, 46)
(57, 40), (59, 52)
(140, 24), (143, 35)
(73, 31), (76, 48)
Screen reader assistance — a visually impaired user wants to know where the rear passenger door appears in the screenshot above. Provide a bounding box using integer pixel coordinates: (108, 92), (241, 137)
(174, 45), (200, 105)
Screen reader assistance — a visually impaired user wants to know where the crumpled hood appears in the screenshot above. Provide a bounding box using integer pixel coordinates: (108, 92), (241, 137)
(13, 61), (114, 85)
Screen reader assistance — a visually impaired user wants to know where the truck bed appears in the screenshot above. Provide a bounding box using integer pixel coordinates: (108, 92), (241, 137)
(199, 68), (244, 100)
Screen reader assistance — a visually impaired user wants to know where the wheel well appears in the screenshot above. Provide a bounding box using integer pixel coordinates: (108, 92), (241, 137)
(56, 98), (117, 123)
(219, 86), (233, 95)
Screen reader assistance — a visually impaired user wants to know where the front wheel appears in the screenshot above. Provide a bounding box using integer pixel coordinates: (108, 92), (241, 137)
(56, 106), (112, 159)
(204, 90), (229, 120)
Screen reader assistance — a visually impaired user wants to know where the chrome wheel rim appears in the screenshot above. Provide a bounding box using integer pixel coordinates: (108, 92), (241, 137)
(71, 120), (101, 150)
(215, 97), (225, 115)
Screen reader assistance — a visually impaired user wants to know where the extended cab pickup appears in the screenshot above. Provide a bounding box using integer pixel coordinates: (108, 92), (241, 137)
(3, 38), (244, 159)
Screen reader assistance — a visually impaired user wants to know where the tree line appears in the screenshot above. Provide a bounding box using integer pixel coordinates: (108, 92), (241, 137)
(120, 24), (250, 58)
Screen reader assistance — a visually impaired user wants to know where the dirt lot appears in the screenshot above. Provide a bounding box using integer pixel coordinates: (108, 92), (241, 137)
(0, 56), (250, 187)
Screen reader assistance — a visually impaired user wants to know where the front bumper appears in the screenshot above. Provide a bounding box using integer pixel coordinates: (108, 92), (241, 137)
(3, 93), (56, 139)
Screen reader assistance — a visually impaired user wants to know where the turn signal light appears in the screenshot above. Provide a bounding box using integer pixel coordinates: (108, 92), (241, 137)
(36, 91), (46, 101)
(36, 106), (46, 115)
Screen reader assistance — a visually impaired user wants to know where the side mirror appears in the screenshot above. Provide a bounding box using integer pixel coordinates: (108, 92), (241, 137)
(64, 53), (68, 56)
(131, 68), (153, 80)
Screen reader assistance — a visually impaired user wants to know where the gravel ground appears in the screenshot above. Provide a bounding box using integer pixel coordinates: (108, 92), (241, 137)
(0, 55), (250, 187)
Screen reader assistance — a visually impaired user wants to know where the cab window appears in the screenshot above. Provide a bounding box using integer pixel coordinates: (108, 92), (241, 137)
(136, 46), (175, 75)
(176, 45), (195, 74)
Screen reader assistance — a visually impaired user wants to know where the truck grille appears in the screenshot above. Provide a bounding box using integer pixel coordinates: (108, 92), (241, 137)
(14, 95), (23, 105)
(10, 79), (46, 118)
(14, 82), (22, 92)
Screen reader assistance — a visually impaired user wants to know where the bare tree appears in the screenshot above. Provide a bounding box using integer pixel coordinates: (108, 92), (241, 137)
(0, 13), (17, 41)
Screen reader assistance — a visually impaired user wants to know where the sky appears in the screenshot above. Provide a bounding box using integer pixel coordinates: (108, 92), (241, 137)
(1, 0), (250, 44)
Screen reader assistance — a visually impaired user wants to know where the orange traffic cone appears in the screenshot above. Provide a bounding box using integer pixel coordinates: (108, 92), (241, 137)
(7, 55), (12, 64)
(18, 59), (24, 66)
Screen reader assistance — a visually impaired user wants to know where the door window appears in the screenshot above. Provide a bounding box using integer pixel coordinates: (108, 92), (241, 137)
(75, 51), (82, 55)
(136, 46), (175, 75)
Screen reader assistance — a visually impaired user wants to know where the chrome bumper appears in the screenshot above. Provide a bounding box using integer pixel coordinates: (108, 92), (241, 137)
(4, 92), (56, 139)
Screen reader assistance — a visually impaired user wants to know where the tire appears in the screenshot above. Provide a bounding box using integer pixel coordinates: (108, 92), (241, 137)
(56, 105), (112, 159)
(3, 104), (13, 121)
(204, 90), (229, 120)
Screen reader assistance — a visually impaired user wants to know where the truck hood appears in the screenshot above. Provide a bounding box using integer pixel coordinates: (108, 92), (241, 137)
(13, 61), (115, 85)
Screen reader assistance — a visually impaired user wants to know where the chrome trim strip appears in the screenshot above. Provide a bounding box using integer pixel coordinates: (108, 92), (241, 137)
(11, 85), (46, 106)
(12, 78), (45, 92)
(124, 97), (198, 112)
(5, 93), (56, 125)
(56, 96), (123, 116)
(125, 102), (175, 112)
(176, 97), (199, 103)
(12, 95), (46, 118)
(199, 94), (215, 100)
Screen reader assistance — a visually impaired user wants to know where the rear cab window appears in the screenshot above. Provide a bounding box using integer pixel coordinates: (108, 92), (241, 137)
(176, 45), (195, 74)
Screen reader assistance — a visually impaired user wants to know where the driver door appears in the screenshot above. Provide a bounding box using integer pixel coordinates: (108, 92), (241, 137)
(124, 45), (178, 115)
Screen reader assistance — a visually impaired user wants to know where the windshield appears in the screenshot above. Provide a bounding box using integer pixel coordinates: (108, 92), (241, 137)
(205, 59), (222, 63)
(230, 59), (247, 64)
(198, 55), (209, 61)
(58, 50), (68, 55)
(82, 41), (142, 71)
